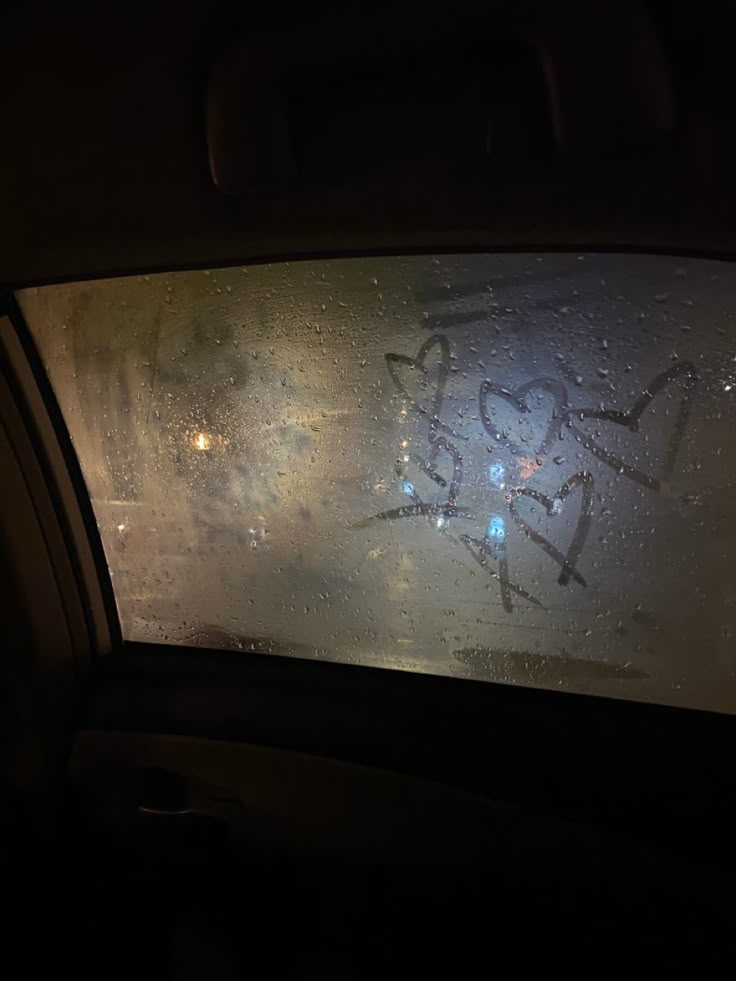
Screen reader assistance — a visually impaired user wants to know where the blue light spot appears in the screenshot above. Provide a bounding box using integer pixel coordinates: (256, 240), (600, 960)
(488, 464), (505, 487)
(487, 515), (505, 542)
(402, 481), (415, 497)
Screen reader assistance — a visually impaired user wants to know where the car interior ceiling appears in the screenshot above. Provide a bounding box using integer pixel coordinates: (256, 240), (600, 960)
(2, 1), (736, 977)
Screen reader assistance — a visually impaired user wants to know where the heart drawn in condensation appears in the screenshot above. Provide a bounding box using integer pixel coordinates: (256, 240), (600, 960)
(569, 362), (698, 492)
(507, 472), (594, 587)
(479, 377), (568, 458)
(353, 436), (474, 529)
(396, 435), (464, 509)
(386, 334), (466, 440)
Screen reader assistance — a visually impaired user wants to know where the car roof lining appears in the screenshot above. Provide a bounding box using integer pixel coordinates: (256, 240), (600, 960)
(2, 0), (735, 286)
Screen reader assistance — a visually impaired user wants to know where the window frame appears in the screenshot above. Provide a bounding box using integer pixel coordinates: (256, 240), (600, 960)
(6, 253), (735, 712)
(1, 292), (120, 658)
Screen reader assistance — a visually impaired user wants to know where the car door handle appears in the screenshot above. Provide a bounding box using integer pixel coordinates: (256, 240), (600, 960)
(137, 797), (242, 821)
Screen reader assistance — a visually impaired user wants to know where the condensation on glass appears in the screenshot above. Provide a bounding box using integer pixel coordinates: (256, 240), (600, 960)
(18, 255), (736, 712)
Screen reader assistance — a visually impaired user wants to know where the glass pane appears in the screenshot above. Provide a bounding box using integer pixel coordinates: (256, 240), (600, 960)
(18, 255), (736, 711)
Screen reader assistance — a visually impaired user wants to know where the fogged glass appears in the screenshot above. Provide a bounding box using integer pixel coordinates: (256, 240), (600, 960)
(18, 255), (736, 711)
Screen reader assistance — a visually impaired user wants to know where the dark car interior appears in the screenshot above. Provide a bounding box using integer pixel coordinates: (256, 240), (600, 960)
(2, 1), (736, 976)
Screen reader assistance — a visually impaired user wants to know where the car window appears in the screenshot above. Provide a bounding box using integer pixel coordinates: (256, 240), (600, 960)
(17, 254), (736, 711)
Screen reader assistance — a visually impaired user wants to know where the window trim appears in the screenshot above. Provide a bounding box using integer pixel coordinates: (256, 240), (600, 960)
(0, 293), (120, 657)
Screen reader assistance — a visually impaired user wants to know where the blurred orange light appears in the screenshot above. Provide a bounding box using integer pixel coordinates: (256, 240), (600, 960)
(192, 432), (212, 451)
